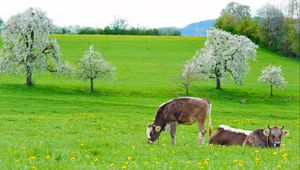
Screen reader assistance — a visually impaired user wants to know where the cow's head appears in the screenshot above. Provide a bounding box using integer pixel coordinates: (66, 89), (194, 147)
(263, 125), (289, 147)
(146, 124), (162, 144)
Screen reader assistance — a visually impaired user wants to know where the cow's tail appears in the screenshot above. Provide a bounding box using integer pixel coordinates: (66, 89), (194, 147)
(207, 103), (212, 137)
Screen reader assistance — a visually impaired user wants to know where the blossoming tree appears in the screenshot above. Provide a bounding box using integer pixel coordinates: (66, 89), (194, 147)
(183, 28), (257, 90)
(258, 65), (287, 96)
(0, 8), (70, 86)
(77, 45), (115, 93)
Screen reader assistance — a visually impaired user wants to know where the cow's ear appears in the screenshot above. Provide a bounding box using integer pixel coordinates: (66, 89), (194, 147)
(155, 126), (161, 132)
(282, 130), (289, 136)
(263, 129), (270, 136)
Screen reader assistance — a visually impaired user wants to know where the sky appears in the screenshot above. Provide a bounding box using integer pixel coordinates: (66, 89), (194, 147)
(0, 0), (286, 28)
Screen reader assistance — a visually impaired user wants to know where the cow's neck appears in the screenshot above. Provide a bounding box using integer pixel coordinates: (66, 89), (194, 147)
(153, 111), (166, 129)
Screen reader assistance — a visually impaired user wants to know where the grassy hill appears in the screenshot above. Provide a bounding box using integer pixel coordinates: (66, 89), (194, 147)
(0, 35), (299, 169)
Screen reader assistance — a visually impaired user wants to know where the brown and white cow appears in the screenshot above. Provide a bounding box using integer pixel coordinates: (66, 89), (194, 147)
(209, 125), (252, 146)
(146, 97), (212, 145)
(243, 126), (289, 147)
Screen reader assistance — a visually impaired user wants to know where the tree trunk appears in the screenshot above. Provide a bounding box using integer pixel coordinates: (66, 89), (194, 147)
(26, 65), (33, 86)
(90, 78), (94, 93)
(184, 83), (189, 96)
(270, 84), (273, 97)
(216, 78), (221, 89)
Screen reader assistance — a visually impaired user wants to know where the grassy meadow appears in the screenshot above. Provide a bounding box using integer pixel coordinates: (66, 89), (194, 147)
(0, 35), (299, 169)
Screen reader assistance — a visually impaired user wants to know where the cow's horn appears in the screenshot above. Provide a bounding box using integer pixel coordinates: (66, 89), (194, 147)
(281, 125), (284, 130)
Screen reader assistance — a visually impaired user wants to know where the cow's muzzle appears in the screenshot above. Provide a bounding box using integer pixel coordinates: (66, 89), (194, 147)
(274, 142), (281, 147)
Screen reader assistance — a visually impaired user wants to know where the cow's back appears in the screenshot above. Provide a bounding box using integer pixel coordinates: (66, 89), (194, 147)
(161, 97), (209, 124)
(209, 127), (249, 145)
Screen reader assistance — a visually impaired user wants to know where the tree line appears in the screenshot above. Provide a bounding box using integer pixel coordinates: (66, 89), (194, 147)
(51, 18), (181, 36)
(215, 1), (300, 58)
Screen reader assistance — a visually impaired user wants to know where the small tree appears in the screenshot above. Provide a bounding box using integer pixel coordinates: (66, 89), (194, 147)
(0, 8), (69, 86)
(77, 45), (115, 93)
(258, 65), (287, 96)
(182, 48), (215, 95)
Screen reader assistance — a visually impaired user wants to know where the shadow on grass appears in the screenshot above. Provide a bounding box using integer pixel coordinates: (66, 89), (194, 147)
(182, 86), (298, 105)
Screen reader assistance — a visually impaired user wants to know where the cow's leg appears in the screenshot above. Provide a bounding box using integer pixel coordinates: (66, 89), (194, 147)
(170, 122), (177, 145)
(198, 122), (206, 145)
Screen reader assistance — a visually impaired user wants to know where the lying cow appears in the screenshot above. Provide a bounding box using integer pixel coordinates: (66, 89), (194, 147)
(209, 125), (252, 146)
(146, 97), (212, 145)
(243, 126), (289, 147)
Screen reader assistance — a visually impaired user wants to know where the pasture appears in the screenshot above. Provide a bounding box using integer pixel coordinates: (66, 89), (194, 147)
(0, 35), (299, 169)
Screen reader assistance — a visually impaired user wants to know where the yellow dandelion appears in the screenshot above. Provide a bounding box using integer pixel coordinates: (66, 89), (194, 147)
(131, 145), (135, 150)
(196, 162), (202, 166)
(255, 150), (259, 153)
(282, 143), (286, 147)
(208, 144), (213, 147)
(71, 156), (76, 161)
(46, 155), (50, 159)
(162, 143), (166, 147)
(273, 152), (277, 156)
(124, 161), (129, 165)
(255, 158), (260, 165)
(282, 153), (288, 160)
(121, 165), (127, 169)
(233, 160), (238, 163)
(128, 156), (132, 161)
(277, 164), (282, 168)
(94, 158), (99, 162)
(111, 163), (115, 167)
(80, 143), (85, 147)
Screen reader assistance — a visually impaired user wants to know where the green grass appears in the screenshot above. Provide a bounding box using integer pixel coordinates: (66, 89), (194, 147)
(0, 35), (299, 169)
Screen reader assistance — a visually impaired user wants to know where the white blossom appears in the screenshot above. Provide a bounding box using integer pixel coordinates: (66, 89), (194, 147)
(77, 45), (115, 92)
(258, 65), (286, 96)
(182, 28), (258, 90)
(0, 7), (69, 85)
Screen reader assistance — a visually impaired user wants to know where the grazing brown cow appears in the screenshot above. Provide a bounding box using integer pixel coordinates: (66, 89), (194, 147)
(243, 126), (289, 147)
(146, 97), (212, 145)
(209, 125), (252, 146)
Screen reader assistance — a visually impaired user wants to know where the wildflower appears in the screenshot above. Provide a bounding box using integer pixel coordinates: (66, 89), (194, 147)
(94, 158), (99, 162)
(162, 143), (166, 147)
(282, 153), (288, 160)
(71, 156), (76, 161)
(124, 161), (129, 165)
(111, 164), (115, 167)
(233, 160), (238, 163)
(282, 143), (286, 147)
(255, 150), (259, 153)
(196, 162), (202, 166)
(208, 144), (213, 147)
(128, 156), (132, 161)
(46, 155), (50, 159)
(121, 165), (127, 169)
(273, 151), (277, 156)
(131, 145), (135, 150)
(255, 158), (260, 165)
(80, 143), (85, 147)
(277, 164), (282, 168)
(27, 156), (37, 161)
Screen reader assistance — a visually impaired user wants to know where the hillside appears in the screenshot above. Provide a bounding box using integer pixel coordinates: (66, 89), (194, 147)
(0, 35), (299, 169)
(181, 20), (215, 36)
